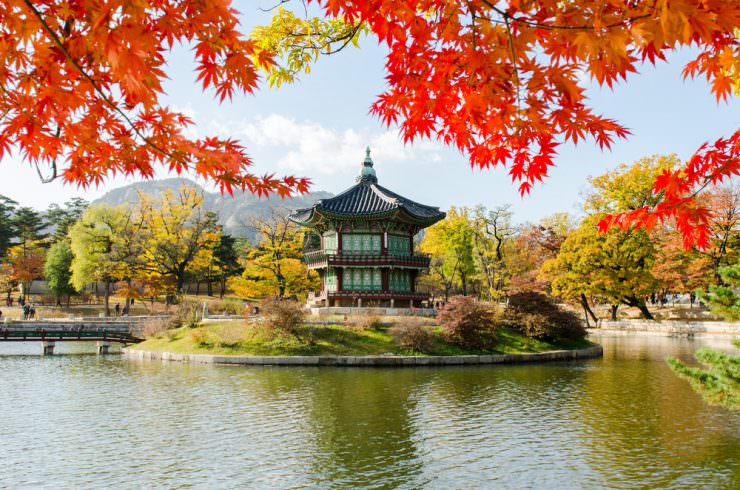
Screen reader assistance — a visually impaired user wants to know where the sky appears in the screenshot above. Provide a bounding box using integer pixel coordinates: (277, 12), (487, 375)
(0, 3), (738, 224)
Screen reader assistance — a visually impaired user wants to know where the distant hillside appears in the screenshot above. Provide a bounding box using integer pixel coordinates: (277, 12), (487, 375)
(93, 178), (332, 241)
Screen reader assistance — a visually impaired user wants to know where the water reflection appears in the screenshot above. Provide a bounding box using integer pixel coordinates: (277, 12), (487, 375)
(0, 335), (737, 488)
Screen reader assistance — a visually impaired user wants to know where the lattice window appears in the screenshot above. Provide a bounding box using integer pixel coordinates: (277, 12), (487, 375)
(341, 233), (381, 255)
(389, 270), (411, 291)
(324, 270), (337, 291)
(388, 235), (410, 256)
(323, 232), (338, 252)
(341, 268), (382, 290)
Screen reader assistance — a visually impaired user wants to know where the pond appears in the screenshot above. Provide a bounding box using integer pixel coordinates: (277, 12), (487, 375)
(0, 334), (737, 489)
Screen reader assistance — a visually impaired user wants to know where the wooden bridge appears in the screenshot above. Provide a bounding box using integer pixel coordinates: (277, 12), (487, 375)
(0, 320), (144, 354)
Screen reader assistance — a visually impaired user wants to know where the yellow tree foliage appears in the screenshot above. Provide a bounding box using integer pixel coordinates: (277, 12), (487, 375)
(230, 214), (318, 300)
(136, 186), (220, 295)
(419, 207), (476, 299)
(69, 204), (139, 315)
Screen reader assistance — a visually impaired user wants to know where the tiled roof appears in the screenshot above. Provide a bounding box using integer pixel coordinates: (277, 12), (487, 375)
(289, 180), (445, 224)
(288, 148), (445, 226)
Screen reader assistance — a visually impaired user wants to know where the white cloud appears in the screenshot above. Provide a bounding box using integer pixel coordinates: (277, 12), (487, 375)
(210, 114), (443, 175)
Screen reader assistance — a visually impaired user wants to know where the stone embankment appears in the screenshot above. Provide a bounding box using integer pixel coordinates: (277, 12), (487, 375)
(122, 344), (603, 367)
(595, 320), (738, 336)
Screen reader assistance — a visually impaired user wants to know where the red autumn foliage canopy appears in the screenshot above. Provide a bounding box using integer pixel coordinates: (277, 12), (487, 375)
(0, 0), (738, 247)
(0, 0), (310, 197)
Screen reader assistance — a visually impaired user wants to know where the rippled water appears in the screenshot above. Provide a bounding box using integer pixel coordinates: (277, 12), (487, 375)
(0, 334), (738, 489)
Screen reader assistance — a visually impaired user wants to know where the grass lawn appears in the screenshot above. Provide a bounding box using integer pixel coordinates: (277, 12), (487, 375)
(134, 321), (594, 357)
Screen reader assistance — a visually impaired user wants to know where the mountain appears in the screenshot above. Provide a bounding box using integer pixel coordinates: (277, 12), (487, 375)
(93, 178), (332, 241)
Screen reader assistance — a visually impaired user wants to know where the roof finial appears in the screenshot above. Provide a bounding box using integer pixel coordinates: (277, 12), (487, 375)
(364, 146), (373, 166)
(358, 146), (377, 183)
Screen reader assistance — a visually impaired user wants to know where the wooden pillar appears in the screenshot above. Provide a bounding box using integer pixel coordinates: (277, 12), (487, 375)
(337, 268), (343, 291)
(381, 269), (388, 291)
(410, 270), (417, 292)
(337, 230), (343, 254)
(42, 341), (55, 356)
(97, 341), (110, 355)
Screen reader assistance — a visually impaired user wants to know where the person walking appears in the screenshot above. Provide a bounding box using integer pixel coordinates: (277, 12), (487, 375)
(114, 303), (121, 317)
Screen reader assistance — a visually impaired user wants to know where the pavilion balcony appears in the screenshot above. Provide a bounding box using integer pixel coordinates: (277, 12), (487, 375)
(303, 250), (431, 269)
(326, 290), (430, 301)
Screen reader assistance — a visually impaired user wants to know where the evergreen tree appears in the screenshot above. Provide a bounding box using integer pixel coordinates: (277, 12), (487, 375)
(0, 195), (17, 258)
(44, 240), (77, 306)
(45, 198), (89, 240)
(12, 206), (47, 247)
(212, 234), (242, 298)
(700, 262), (740, 321)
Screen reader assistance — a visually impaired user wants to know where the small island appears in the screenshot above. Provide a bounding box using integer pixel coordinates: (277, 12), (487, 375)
(128, 153), (599, 366)
(127, 293), (601, 366)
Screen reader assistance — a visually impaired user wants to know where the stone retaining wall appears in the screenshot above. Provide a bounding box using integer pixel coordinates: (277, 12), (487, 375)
(596, 320), (738, 336)
(122, 345), (602, 367)
(309, 306), (437, 317)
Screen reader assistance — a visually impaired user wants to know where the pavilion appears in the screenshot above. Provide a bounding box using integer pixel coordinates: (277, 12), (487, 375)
(289, 148), (445, 308)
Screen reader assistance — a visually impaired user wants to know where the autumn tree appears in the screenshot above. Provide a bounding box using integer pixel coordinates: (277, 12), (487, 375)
(230, 212), (318, 299)
(508, 213), (574, 293)
(44, 240), (76, 306)
(2, 1), (736, 247)
(7, 242), (46, 302)
(542, 156), (676, 321)
(0, 263), (14, 304)
(6, 204), (47, 301)
(542, 217), (658, 321)
(136, 187), (220, 296)
(419, 207), (476, 299)
(651, 225), (713, 305)
(700, 184), (740, 279)
(69, 204), (130, 316)
(472, 205), (514, 300)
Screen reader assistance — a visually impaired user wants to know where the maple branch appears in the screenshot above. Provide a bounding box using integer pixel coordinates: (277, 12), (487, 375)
(502, 15), (522, 114)
(21, 0), (183, 167)
(479, 0), (653, 32)
(259, 0), (292, 12)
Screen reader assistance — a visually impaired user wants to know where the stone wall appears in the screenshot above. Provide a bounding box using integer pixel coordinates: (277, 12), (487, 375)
(596, 320), (738, 336)
(309, 306), (436, 317)
(122, 345), (603, 367)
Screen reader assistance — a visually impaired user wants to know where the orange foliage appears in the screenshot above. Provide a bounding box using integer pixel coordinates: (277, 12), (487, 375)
(1, 1), (737, 246)
(321, 0), (739, 247)
(0, 0), (309, 197)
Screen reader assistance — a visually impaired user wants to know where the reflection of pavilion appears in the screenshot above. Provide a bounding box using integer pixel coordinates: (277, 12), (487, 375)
(289, 148), (445, 308)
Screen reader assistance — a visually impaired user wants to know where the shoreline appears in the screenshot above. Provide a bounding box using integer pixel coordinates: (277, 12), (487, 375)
(122, 344), (603, 367)
(591, 320), (738, 338)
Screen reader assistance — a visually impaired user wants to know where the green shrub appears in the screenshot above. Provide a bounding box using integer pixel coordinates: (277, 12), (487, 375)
(389, 320), (434, 352)
(209, 298), (244, 316)
(506, 292), (586, 341)
(667, 347), (739, 410)
(188, 327), (212, 347)
(260, 297), (305, 336)
(699, 261), (740, 321)
(214, 323), (247, 348)
(436, 296), (501, 350)
(174, 299), (202, 328)
(348, 314), (384, 331)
